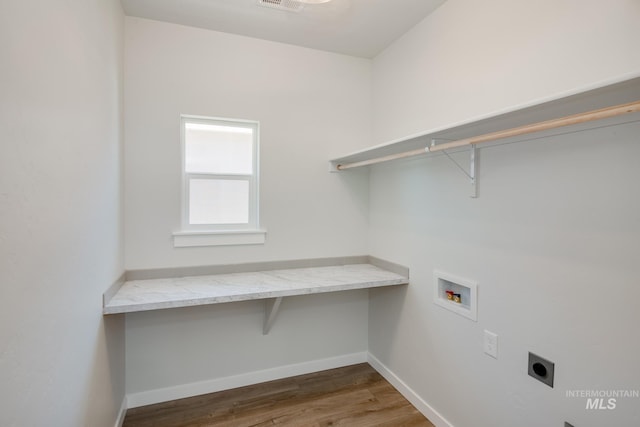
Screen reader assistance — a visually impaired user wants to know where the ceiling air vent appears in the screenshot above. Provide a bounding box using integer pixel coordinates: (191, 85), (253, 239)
(257, 0), (305, 13)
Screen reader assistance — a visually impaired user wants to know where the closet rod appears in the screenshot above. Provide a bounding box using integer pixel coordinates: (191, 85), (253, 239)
(336, 100), (640, 171)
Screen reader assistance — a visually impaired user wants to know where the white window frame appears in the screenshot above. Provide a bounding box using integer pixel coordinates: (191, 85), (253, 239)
(174, 115), (264, 247)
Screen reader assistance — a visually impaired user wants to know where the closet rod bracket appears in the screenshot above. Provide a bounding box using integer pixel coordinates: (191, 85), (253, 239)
(470, 145), (477, 198)
(428, 140), (478, 198)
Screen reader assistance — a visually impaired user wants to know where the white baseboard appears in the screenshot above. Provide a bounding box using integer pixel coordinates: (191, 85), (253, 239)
(126, 352), (368, 408)
(367, 353), (454, 427)
(114, 396), (127, 427)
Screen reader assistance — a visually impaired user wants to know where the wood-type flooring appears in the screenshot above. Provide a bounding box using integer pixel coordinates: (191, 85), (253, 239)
(123, 363), (435, 427)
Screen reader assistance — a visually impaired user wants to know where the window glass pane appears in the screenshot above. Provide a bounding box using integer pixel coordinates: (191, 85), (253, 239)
(185, 122), (253, 175)
(189, 179), (249, 225)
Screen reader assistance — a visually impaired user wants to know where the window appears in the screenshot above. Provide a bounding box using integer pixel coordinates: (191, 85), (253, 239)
(174, 115), (264, 247)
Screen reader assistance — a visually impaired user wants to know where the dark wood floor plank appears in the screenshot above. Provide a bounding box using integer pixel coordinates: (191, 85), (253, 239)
(123, 363), (434, 427)
(267, 388), (377, 425)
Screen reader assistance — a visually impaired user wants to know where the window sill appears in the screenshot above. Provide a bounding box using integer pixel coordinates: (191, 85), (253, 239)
(173, 229), (266, 248)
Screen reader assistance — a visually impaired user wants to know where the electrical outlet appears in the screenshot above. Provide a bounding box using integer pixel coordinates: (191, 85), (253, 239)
(528, 352), (555, 387)
(483, 330), (498, 358)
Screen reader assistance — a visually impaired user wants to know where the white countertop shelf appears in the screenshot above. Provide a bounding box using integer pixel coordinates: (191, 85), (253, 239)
(104, 262), (408, 333)
(103, 262), (408, 333)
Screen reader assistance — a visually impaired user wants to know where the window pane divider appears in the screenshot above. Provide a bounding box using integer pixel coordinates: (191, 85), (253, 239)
(186, 173), (253, 180)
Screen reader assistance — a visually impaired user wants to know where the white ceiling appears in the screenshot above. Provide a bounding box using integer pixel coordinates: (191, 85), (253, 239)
(120, 0), (446, 58)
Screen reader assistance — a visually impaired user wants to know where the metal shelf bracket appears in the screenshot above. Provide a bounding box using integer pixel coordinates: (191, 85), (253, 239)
(430, 140), (478, 198)
(263, 297), (283, 335)
(469, 145), (477, 198)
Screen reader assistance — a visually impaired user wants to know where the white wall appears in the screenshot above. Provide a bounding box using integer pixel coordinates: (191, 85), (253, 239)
(373, 0), (640, 143)
(368, 1), (640, 427)
(124, 17), (371, 270)
(126, 291), (368, 400)
(124, 18), (371, 397)
(0, 1), (125, 426)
